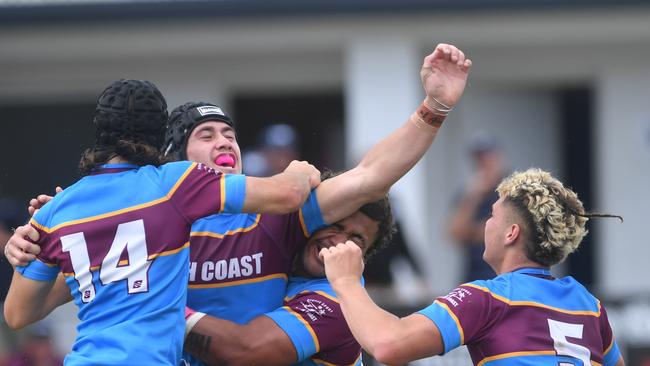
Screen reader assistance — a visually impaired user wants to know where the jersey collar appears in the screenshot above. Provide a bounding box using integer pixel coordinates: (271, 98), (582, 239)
(512, 267), (552, 276)
(89, 163), (139, 175)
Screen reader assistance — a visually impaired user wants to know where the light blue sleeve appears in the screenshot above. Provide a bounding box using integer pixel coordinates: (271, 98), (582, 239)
(16, 259), (60, 281)
(265, 307), (317, 362)
(20, 208), (59, 281)
(603, 340), (621, 366)
(299, 190), (326, 236)
(417, 301), (462, 354)
(223, 174), (246, 213)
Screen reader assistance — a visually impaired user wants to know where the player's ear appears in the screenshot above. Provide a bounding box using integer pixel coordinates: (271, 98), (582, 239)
(504, 223), (520, 246)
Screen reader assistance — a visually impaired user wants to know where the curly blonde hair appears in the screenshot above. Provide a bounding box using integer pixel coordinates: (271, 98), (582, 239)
(496, 168), (588, 266)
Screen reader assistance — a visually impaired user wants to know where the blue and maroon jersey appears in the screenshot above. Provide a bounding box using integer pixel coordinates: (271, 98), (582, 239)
(265, 277), (363, 366)
(16, 162), (246, 366)
(185, 190), (324, 323)
(181, 191), (325, 366)
(418, 267), (621, 366)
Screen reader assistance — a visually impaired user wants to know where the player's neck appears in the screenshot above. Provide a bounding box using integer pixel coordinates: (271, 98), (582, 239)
(495, 252), (542, 275)
(106, 156), (131, 165)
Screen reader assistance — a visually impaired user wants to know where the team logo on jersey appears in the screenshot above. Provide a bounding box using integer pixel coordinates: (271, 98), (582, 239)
(196, 106), (225, 117)
(441, 287), (472, 307)
(196, 163), (218, 175)
(295, 298), (333, 322)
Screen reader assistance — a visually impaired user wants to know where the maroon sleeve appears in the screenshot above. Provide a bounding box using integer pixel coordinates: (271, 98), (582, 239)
(168, 162), (226, 222)
(285, 291), (362, 364)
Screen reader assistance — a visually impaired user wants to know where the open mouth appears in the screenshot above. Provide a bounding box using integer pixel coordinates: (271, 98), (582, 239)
(214, 154), (236, 169)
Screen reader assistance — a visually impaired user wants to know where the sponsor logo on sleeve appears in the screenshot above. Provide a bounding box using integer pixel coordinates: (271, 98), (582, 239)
(441, 287), (472, 307)
(196, 163), (219, 175)
(296, 298), (333, 322)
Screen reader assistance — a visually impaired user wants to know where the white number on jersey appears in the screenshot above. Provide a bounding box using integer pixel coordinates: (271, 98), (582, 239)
(61, 219), (152, 303)
(548, 318), (592, 366)
(61, 232), (96, 303)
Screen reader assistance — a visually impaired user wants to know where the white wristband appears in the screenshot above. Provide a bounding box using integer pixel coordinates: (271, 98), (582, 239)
(185, 311), (207, 339)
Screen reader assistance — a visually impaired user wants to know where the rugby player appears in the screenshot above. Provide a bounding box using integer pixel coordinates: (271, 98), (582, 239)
(3, 79), (317, 365)
(322, 169), (625, 366)
(183, 196), (392, 365)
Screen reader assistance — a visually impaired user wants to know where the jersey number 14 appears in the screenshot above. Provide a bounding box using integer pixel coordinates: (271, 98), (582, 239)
(61, 219), (153, 303)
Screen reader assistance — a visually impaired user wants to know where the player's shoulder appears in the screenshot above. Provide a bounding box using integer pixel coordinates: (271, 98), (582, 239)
(287, 276), (332, 294)
(31, 179), (84, 228)
(145, 160), (196, 176)
(461, 275), (510, 297)
(468, 271), (600, 312)
(136, 161), (201, 192)
(190, 212), (258, 233)
(554, 275), (601, 311)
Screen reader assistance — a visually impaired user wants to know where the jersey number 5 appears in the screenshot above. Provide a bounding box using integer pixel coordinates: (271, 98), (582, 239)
(61, 219), (153, 303)
(548, 318), (592, 366)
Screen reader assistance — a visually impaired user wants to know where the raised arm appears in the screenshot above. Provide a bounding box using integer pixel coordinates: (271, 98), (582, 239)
(184, 310), (297, 366)
(321, 242), (444, 365)
(317, 43), (472, 224)
(242, 160), (320, 215)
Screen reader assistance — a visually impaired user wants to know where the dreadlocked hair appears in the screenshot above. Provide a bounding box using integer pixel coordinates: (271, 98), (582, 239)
(497, 168), (622, 266)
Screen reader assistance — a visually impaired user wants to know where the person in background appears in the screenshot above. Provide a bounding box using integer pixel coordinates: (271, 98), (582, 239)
(242, 123), (300, 177)
(447, 132), (506, 281)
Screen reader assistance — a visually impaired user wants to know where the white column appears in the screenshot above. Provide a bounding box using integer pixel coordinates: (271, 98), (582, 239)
(595, 69), (650, 297)
(343, 37), (437, 290)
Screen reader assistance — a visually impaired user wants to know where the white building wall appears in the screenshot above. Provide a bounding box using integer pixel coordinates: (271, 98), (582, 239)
(595, 69), (650, 297)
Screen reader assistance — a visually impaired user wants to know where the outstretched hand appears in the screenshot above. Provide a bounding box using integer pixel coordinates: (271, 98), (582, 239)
(420, 43), (472, 109)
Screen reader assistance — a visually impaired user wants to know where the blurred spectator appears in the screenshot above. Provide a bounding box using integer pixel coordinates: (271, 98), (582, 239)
(244, 123), (299, 176)
(6, 322), (63, 366)
(241, 149), (269, 177)
(1, 198), (29, 361)
(447, 132), (507, 282)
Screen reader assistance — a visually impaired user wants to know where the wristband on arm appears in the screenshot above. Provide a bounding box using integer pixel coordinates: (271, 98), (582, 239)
(410, 103), (447, 129)
(185, 306), (207, 339)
